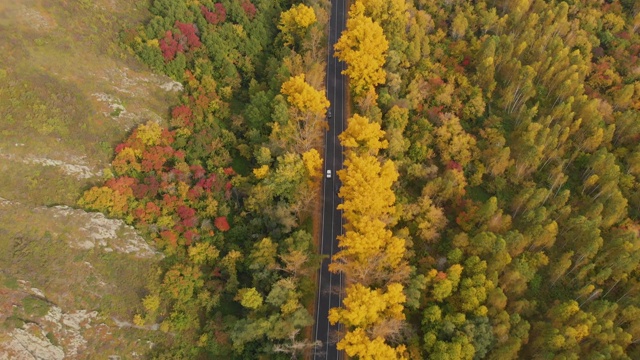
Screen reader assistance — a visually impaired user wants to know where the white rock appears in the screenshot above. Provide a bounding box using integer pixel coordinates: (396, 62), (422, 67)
(30, 287), (46, 298)
(62, 310), (98, 331)
(3, 324), (65, 360)
(47, 206), (158, 258)
(160, 81), (183, 92)
(0, 197), (16, 206)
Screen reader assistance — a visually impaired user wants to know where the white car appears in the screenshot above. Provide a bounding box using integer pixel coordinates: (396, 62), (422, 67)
(326, 170), (332, 178)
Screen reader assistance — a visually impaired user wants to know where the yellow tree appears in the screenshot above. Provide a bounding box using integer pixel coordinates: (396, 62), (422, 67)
(354, 0), (408, 43)
(336, 114), (396, 217)
(278, 4), (317, 46)
(334, 2), (388, 97)
(337, 152), (398, 221)
(235, 288), (264, 310)
(329, 283), (408, 359)
(302, 148), (323, 179)
(357, 0), (390, 22)
(280, 74), (329, 116)
(277, 75), (330, 152)
(339, 114), (389, 155)
(433, 114), (477, 168)
(338, 328), (408, 360)
(330, 218), (406, 284)
(329, 283), (406, 328)
(415, 194), (448, 243)
(253, 164), (270, 179)
(332, 110), (406, 282)
(78, 186), (132, 218)
(330, 238), (408, 286)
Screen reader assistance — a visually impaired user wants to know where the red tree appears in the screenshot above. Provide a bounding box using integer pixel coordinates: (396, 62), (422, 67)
(241, 0), (257, 19)
(214, 216), (230, 231)
(177, 205), (197, 221)
(171, 105), (193, 126)
(159, 30), (183, 61)
(160, 230), (178, 247)
(106, 176), (137, 195)
(175, 21), (202, 49)
(184, 230), (199, 245)
(446, 160), (463, 172)
(190, 165), (206, 179)
(140, 146), (174, 172)
(198, 174), (217, 190)
(187, 186), (204, 202)
(201, 4), (226, 25)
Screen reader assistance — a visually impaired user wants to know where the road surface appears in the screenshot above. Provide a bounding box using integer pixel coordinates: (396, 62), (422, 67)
(313, 0), (347, 359)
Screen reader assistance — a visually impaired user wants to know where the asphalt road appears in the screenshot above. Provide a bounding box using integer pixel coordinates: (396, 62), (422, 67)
(313, 0), (346, 359)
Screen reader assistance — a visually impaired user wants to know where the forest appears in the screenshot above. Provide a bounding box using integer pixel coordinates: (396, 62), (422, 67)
(78, 0), (640, 359)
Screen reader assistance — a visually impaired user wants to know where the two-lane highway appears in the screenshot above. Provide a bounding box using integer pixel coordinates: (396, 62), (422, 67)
(313, 0), (347, 359)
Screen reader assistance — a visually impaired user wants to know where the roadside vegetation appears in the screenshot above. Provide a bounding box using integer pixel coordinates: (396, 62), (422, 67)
(79, 0), (331, 357)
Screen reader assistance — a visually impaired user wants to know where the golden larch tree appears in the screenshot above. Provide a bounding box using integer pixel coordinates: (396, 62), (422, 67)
(334, 2), (388, 97)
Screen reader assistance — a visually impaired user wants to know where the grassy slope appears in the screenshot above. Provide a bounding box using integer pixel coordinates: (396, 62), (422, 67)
(0, 0), (178, 357)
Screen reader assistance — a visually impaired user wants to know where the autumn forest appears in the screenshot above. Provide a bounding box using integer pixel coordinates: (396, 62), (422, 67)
(78, 0), (640, 358)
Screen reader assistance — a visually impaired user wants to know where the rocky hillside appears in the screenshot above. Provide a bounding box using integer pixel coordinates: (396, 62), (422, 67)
(0, 0), (180, 357)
